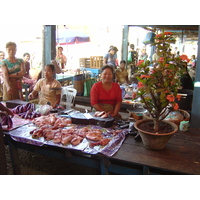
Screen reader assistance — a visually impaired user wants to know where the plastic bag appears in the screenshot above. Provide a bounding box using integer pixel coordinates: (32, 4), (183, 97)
(36, 105), (52, 115)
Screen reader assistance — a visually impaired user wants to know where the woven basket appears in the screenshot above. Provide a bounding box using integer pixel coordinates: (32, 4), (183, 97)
(143, 109), (190, 125)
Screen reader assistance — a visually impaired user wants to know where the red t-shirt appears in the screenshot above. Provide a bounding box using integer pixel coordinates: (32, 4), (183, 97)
(90, 81), (122, 106)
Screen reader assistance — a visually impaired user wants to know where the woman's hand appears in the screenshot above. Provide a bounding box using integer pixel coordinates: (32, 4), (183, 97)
(28, 92), (34, 100)
(7, 85), (13, 96)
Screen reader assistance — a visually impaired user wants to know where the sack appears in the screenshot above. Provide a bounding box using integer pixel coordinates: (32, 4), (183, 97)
(127, 51), (132, 64)
(143, 32), (156, 45)
(83, 78), (96, 97)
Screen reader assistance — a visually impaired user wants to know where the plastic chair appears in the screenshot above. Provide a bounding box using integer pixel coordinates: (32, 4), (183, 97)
(60, 87), (77, 109)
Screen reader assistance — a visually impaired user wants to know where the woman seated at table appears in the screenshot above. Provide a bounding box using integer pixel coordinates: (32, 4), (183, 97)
(115, 60), (129, 84)
(90, 65), (122, 118)
(28, 64), (61, 108)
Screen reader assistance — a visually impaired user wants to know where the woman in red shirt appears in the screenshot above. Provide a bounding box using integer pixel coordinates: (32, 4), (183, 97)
(90, 65), (122, 118)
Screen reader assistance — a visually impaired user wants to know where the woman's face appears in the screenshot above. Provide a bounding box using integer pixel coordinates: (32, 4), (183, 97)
(24, 55), (30, 62)
(0, 52), (5, 61)
(120, 62), (125, 69)
(101, 68), (113, 83)
(7, 45), (16, 58)
(110, 49), (116, 55)
(44, 66), (54, 79)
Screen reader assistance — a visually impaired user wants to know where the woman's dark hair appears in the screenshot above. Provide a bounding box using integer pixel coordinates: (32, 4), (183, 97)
(6, 42), (16, 48)
(58, 46), (63, 50)
(108, 46), (118, 52)
(120, 60), (126, 64)
(46, 64), (55, 73)
(101, 65), (114, 74)
(23, 52), (30, 57)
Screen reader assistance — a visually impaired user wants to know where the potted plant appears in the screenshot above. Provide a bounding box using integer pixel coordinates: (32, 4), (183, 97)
(133, 30), (188, 150)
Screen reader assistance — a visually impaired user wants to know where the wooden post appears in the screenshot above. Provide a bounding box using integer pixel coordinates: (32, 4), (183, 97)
(43, 25), (56, 65)
(121, 25), (129, 62)
(190, 25), (200, 129)
(0, 125), (7, 175)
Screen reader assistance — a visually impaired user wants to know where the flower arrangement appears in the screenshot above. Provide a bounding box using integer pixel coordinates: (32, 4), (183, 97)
(135, 30), (188, 132)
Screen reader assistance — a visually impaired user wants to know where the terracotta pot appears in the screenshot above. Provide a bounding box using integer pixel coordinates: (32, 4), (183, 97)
(134, 119), (178, 150)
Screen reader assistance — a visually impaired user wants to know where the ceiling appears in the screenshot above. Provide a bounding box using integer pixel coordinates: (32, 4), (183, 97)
(130, 25), (199, 42)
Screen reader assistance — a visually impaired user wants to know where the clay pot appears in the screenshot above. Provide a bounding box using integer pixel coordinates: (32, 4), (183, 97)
(134, 119), (178, 150)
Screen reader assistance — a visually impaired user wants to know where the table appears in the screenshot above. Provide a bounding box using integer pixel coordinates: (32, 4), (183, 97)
(74, 96), (133, 112)
(56, 74), (74, 83)
(4, 124), (200, 175)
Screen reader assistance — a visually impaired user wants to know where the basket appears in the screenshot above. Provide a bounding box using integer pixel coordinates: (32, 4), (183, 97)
(79, 57), (90, 68)
(143, 109), (190, 125)
(90, 56), (103, 68)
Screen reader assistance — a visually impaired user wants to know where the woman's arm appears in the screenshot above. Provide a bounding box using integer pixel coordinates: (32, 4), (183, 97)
(110, 101), (121, 117)
(51, 60), (62, 74)
(9, 61), (25, 78)
(28, 90), (38, 100)
(0, 103), (14, 117)
(1, 64), (12, 95)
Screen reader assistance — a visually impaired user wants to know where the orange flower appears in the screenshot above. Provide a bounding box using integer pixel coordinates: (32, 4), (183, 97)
(164, 31), (172, 35)
(136, 60), (144, 66)
(176, 95), (182, 101)
(140, 75), (151, 78)
(138, 82), (144, 88)
(158, 57), (164, 62)
(173, 103), (179, 110)
(166, 95), (175, 102)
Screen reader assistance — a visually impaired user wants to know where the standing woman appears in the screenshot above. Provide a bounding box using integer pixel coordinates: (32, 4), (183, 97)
(1, 42), (25, 101)
(56, 46), (67, 70)
(28, 64), (61, 108)
(90, 65), (122, 118)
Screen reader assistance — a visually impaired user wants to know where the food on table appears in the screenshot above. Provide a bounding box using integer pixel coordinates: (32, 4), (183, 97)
(94, 111), (109, 118)
(61, 134), (74, 145)
(94, 111), (105, 117)
(89, 138), (111, 147)
(100, 112), (109, 118)
(70, 135), (83, 146)
(86, 129), (103, 141)
(31, 128), (43, 138)
(32, 114), (72, 128)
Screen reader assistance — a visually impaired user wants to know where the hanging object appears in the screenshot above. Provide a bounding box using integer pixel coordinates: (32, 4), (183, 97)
(56, 28), (90, 45)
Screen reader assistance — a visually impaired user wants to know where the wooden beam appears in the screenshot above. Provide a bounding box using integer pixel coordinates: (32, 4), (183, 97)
(121, 25), (129, 62)
(190, 25), (200, 129)
(43, 25), (56, 66)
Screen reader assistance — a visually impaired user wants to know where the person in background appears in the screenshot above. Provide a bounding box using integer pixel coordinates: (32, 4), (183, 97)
(90, 65), (122, 118)
(139, 48), (148, 61)
(1, 42), (25, 101)
(0, 51), (5, 61)
(152, 48), (160, 67)
(56, 46), (67, 70)
(103, 46), (118, 69)
(28, 64), (61, 108)
(22, 52), (36, 93)
(115, 60), (129, 84)
(0, 51), (5, 98)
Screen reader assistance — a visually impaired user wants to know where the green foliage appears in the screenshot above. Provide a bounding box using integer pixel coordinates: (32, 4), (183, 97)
(135, 30), (187, 131)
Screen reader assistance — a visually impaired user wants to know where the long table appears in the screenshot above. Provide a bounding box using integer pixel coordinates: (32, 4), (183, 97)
(74, 96), (133, 112)
(56, 74), (74, 83)
(4, 124), (200, 175)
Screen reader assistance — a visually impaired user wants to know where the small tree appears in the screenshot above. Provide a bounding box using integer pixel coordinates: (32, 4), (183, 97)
(135, 30), (187, 132)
